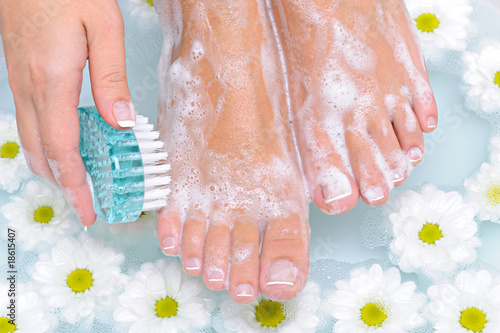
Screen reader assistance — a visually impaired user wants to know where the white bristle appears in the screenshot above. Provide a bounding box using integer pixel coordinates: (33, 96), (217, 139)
(143, 164), (171, 175)
(145, 175), (171, 188)
(131, 113), (171, 213)
(143, 198), (169, 211)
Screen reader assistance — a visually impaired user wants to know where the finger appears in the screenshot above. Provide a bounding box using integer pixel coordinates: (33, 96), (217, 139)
(86, 5), (136, 129)
(35, 73), (96, 228)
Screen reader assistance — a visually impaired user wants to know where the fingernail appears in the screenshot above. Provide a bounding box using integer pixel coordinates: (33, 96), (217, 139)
(185, 257), (201, 271)
(363, 187), (385, 204)
(236, 283), (254, 297)
(408, 147), (423, 162)
(83, 225), (88, 232)
(77, 217), (88, 232)
(427, 116), (437, 129)
(208, 268), (225, 282)
(162, 237), (176, 250)
(323, 183), (352, 204)
(266, 260), (296, 286)
(113, 100), (136, 127)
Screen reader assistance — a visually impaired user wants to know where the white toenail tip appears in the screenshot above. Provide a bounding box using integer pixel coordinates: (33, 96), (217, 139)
(324, 191), (352, 204)
(237, 293), (254, 297)
(393, 175), (405, 183)
(163, 245), (175, 250)
(266, 281), (295, 286)
(185, 266), (199, 270)
(209, 278), (224, 282)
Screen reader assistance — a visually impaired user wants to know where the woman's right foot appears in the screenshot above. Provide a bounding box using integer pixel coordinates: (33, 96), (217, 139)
(270, 0), (438, 214)
(155, 0), (310, 303)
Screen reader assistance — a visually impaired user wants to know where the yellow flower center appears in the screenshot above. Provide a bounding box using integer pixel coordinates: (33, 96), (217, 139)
(495, 71), (500, 88)
(147, 0), (154, 7)
(0, 317), (16, 333)
(34, 206), (54, 224)
(0, 142), (19, 159)
(255, 300), (286, 327)
(156, 297), (178, 318)
(460, 307), (487, 332)
(67, 269), (93, 293)
(360, 302), (387, 327)
(419, 223), (443, 245)
(415, 13), (440, 32)
(485, 184), (500, 206)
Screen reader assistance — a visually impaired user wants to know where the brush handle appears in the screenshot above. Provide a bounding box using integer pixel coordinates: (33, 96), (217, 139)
(78, 106), (145, 223)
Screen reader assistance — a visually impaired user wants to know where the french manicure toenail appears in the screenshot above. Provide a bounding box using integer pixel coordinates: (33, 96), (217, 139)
(408, 147), (423, 162)
(113, 100), (136, 127)
(208, 268), (225, 282)
(323, 185), (352, 204)
(162, 237), (176, 250)
(427, 116), (437, 129)
(185, 257), (201, 270)
(364, 187), (385, 204)
(266, 260), (296, 286)
(393, 172), (404, 183)
(236, 283), (254, 297)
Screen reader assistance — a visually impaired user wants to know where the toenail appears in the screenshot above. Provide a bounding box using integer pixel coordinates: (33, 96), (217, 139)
(185, 257), (201, 270)
(208, 268), (225, 282)
(393, 172), (405, 183)
(236, 283), (254, 297)
(427, 116), (437, 129)
(162, 237), (176, 250)
(363, 187), (385, 204)
(266, 260), (296, 286)
(323, 184), (352, 204)
(408, 147), (423, 162)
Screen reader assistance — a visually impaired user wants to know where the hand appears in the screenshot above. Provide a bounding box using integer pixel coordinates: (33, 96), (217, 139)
(0, 0), (135, 228)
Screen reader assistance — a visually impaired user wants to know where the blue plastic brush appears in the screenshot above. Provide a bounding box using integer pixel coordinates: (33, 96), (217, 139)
(78, 106), (171, 223)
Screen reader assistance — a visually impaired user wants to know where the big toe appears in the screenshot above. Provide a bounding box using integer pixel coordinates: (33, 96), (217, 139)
(259, 213), (310, 301)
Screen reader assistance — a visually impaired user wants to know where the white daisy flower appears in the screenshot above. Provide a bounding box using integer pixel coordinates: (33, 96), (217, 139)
(326, 264), (426, 333)
(32, 236), (126, 323)
(463, 43), (500, 112)
(465, 162), (500, 222)
(426, 270), (500, 333)
(1, 180), (79, 250)
(127, 0), (157, 22)
(405, 0), (472, 55)
(113, 259), (211, 332)
(221, 282), (321, 332)
(108, 210), (157, 237)
(0, 112), (31, 193)
(389, 184), (480, 274)
(0, 283), (51, 333)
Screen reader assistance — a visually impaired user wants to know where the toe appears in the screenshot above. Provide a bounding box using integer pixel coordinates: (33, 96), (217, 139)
(345, 114), (390, 206)
(179, 210), (207, 276)
(228, 220), (260, 303)
(259, 213), (310, 301)
(157, 208), (182, 256)
(369, 117), (410, 188)
(390, 97), (425, 167)
(411, 80), (438, 133)
(203, 223), (230, 291)
(307, 124), (360, 215)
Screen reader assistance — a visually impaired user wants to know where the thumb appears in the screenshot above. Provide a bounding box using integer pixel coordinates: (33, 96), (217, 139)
(86, 8), (135, 129)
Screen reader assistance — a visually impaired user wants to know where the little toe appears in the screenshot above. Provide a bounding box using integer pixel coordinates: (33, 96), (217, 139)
(179, 210), (207, 276)
(370, 117), (410, 188)
(390, 98), (425, 167)
(157, 208), (182, 256)
(228, 220), (260, 304)
(203, 223), (230, 291)
(259, 213), (310, 301)
(411, 80), (438, 133)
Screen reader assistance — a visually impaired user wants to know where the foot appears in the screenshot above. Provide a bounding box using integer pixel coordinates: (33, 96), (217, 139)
(155, 0), (310, 303)
(270, 0), (438, 213)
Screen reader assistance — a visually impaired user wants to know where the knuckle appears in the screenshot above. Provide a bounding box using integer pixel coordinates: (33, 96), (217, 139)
(97, 66), (127, 88)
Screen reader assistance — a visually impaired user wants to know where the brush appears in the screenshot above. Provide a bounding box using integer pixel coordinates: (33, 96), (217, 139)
(78, 106), (171, 223)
